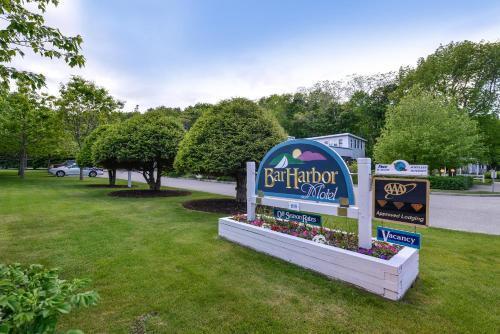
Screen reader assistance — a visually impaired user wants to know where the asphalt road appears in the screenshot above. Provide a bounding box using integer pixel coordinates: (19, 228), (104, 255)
(109, 171), (500, 235)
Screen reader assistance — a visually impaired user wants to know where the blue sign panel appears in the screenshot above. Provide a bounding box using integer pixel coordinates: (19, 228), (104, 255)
(376, 226), (421, 249)
(273, 208), (322, 226)
(256, 139), (355, 204)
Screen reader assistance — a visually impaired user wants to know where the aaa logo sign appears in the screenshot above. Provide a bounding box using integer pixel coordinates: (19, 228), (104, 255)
(373, 177), (429, 226)
(383, 182), (417, 199)
(256, 139), (354, 204)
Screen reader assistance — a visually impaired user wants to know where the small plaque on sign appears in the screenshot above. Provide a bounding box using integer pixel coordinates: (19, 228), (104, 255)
(375, 160), (428, 177)
(288, 202), (300, 210)
(337, 207), (347, 217)
(274, 208), (321, 226)
(377, 226), (421, 249)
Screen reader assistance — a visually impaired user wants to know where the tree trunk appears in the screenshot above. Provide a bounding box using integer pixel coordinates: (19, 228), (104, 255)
(18, 147), (27, 179)
(143, 167), (156, 191)
(235, 171), (247, 208)
(79, 167), (84, 180)
(108, 169), (117, 186)
(154, 166), (162, 191)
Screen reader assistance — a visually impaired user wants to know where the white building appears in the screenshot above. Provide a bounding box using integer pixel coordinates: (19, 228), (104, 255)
(307, 133), (367, 161)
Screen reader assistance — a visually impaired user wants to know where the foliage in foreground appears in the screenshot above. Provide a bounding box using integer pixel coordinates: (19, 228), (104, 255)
(0, 264), (99, 334)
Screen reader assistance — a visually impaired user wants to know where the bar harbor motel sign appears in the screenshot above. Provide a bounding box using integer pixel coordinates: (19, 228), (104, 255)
(218, 139), (420, 300)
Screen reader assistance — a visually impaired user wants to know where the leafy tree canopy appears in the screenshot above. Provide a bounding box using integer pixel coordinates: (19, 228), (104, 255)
(175, 97), (287, 203)
(0, 81), (64, 177)
(110, 113), (185, 190)
(0, 0), (85, 89)
(395, 40), (499, 118)
(374, 89), (485, 170)
(258, 74), (397, 142)
(182, 103), (212, 129)
(77, 124), (110, 168)
(90, 123), (126, 185)
(57, 76), (123, 179)
(57, 76), (123, 147)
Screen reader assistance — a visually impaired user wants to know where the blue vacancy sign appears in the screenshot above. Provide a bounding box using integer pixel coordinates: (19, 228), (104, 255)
(256, 139), (355, 205)
(274, 208), (322, 226)
(376, 226), (421, 249)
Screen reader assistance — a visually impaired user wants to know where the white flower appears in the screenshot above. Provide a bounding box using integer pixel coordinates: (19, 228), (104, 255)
(312, 234), (327, 244)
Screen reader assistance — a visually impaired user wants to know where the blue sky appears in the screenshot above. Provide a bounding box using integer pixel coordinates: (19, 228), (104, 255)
(13, 0), (500, 109)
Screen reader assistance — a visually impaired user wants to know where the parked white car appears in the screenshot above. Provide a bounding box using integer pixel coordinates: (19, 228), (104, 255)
(48, 164), (104, 177)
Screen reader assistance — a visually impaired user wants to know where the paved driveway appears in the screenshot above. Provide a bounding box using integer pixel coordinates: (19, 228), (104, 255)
(109, 171), (500, 235)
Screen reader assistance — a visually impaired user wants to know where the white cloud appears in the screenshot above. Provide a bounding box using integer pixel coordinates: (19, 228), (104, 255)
(7, 2), (500, 110)
(155, 19), (500, 108)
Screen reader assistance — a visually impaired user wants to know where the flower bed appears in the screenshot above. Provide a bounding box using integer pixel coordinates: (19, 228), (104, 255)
(219, 216), (419, 300)
(231, 214), (401, 260)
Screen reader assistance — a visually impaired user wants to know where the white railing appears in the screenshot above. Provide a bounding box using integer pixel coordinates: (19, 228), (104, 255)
(457, 173), (485, 183)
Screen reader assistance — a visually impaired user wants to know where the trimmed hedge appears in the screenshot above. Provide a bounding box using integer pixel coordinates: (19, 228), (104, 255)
(428, 176), (474, 190)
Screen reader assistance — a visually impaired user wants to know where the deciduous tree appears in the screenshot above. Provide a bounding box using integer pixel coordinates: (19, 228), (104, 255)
(89, 124), (123, 186)
(175, 98), (287, 205)
(374, 89), (484, 170)
(57, 76), (123, 179)
(395, 41), (500, 166)
(111, 113), (184, 190)
(0, 0), (85, 89)
(0, 82), (63, 178)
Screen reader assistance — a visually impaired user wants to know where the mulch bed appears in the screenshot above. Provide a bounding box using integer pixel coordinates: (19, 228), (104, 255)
(182, 198), (246, 214)
(108, 189), (191, 198)
(85, 184), (136, 188)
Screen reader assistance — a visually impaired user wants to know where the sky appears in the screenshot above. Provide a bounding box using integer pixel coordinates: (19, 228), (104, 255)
(10, 0), (500, 110)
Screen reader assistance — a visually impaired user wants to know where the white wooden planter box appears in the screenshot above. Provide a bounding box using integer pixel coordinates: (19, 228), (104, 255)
(219, 217), (419, 301)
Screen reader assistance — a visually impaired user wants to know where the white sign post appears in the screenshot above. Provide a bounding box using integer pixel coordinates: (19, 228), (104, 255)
(492, 169), (497, 193)
(357, 158), (372, 249)
(127, 170), (132, 188)
(246, 161), (256, 221)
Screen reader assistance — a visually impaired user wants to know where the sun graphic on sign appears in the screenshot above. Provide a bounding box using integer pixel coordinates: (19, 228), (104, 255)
(292, 149), (302, 159)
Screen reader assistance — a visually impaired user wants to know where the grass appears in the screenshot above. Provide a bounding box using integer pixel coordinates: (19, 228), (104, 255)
(1, 170), (499, 333)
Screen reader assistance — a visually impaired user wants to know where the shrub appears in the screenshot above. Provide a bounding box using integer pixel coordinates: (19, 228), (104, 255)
(428, 176), (473, 190)
(0, 264), (99, 334)
(175, 98), (286, 205)
(111, 113), (185, 191)
(347, 161), (358, 185)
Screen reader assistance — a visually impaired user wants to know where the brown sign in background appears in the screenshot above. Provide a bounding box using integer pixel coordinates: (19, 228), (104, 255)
(373, 177), (429, 226)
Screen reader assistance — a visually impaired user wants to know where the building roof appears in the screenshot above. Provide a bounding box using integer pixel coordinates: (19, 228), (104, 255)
(306, 133), (367, 142)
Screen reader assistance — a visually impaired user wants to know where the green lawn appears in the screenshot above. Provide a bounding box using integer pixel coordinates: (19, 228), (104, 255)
(1, 170), (499, 333)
